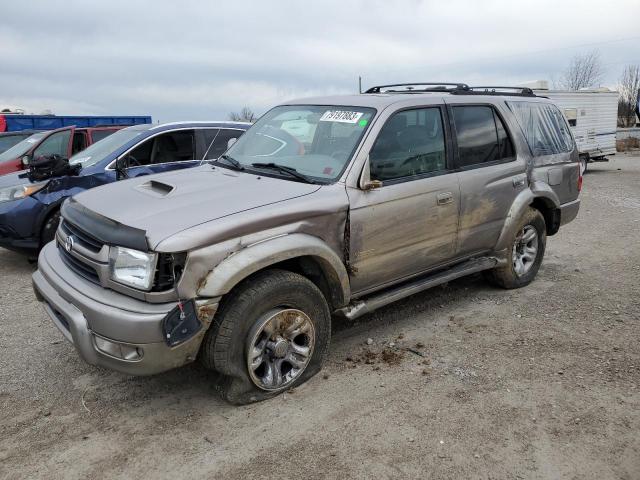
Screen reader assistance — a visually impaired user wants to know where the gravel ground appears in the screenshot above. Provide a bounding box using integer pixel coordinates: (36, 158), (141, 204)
(1, 153), (638, 480)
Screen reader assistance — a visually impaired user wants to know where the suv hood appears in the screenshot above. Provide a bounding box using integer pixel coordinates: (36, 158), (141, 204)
(70, 165), (321, 248)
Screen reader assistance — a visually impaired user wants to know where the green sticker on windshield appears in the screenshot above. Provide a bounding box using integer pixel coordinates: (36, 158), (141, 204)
(358, 119), (368, 127)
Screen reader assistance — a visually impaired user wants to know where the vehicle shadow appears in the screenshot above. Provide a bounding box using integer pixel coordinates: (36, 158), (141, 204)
(330, 273), (488, 338)
(0, 247), (37, 274)
(584, 169), (620, 175)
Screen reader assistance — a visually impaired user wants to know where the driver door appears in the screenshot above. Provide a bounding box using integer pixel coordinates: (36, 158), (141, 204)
(30, 127), (75, 162)
(347, 105), (460, 294)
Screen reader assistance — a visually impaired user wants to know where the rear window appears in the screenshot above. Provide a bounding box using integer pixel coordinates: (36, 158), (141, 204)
(90, 129), (118, 143)
(507, 101), (574, 156)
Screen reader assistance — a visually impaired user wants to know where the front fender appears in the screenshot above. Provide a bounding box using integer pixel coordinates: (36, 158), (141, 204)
(196, 233), (351, 308)
(494, 184), (559, 252)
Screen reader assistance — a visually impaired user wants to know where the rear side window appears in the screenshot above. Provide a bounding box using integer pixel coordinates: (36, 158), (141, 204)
(369, 107), (447, 182)
(205, 129), (243, 160)
(152, 131), (195, 164)
(452, 106), (514, 167)
(507, 101), (573, 156)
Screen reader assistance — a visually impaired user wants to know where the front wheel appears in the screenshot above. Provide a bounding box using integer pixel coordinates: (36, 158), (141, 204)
(485, 207), (546, 289)
(40, 210), (60, 250)
(200, 269), (331, 404)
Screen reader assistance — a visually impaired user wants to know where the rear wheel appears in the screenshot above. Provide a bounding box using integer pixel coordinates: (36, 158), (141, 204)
(485, 207), (546, 289)
(200, 269), (331, 404)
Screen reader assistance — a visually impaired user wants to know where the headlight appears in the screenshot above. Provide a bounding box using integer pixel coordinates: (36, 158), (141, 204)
(0, 181), (48, 204)
(108, 246), (157, 291)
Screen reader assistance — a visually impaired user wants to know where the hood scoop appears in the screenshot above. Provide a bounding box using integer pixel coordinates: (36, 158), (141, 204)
(136, 179), (175, 197)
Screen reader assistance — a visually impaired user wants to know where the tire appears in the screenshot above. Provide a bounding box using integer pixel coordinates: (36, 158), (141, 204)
(485, 207), (546, 289)
(200, 269), (331, 405)
(40, 210), (60, 250)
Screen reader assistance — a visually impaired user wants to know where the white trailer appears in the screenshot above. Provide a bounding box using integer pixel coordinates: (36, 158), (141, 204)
(519, 81), (618, 174)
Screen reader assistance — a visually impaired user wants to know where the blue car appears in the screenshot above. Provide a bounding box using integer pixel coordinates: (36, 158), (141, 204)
(0, 121), (250, 255)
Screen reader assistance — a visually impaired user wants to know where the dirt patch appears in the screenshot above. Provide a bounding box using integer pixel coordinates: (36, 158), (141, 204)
(345, 344), (409, 367)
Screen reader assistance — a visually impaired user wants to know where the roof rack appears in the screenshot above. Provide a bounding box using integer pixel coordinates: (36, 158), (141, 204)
(454, 86), (536, 97)
(364, 82), (470, 94)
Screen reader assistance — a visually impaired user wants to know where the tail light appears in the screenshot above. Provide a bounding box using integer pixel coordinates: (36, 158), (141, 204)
(577, 163), (583, 192)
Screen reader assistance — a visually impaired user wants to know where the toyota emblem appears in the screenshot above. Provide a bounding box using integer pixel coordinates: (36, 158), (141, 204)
(65, 235), (75, 253)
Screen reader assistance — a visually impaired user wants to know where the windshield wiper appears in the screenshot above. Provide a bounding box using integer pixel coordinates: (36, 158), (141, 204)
(215, 154), (244, 171)
(250, 162), (317, 184)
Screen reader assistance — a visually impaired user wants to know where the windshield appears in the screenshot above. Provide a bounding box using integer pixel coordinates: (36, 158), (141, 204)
(0, 132), (46, 162)
(0, 134), (27, 153)
(69, 127), (147, 167)
(224, 105), (375, 182)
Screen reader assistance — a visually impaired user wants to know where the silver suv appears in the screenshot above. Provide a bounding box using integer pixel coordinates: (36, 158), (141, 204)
(33, 83), (581, 404)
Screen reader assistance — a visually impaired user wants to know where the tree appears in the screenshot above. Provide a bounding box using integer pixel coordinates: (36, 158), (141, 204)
(559, 50), (605, 91)
(617, 65), (640, 127)
(229, 107), (256, 123)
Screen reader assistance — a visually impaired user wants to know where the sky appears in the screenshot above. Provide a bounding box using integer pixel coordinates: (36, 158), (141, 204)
(1, 0), (638, 122)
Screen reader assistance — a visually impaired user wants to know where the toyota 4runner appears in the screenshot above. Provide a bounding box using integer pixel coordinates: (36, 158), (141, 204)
(33, 83), (581, 404)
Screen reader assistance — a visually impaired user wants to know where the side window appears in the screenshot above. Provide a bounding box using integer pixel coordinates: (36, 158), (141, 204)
(151, 130), (195, 164)
(90, 129), (117, 143)
(507, 101), (574, 156)
(126, 137), (154, 166)
(495, 113), (515, 159)
(205, 129), (242, 160)
(71, 131), (87, 155)
(126, 130), (196, 166)
(452, 106), (514, 167)
(369, 108), (447, 182)
(32, 130), (72, 159)
(201, 129), (220, 158)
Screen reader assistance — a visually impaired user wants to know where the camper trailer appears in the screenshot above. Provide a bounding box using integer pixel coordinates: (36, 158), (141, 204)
(520, 81), (618, 174)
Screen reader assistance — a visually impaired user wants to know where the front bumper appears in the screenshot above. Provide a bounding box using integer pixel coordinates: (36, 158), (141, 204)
(0, 197), (41, 253)
(33, 242), (218, 375)
(559, 198), (580, 226)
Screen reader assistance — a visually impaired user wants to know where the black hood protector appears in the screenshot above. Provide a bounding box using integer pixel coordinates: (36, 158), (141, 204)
(61, 197), (149, 252)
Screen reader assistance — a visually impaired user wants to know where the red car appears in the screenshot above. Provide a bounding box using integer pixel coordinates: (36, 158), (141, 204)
(0, 126), (125, 176)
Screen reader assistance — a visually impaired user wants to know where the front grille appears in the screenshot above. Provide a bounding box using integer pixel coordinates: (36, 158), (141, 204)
(60, 220), (104, 253)
(58, 245), (101, 284)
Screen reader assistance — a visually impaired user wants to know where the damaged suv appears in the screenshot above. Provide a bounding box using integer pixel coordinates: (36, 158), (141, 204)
(33, 83), (581, 404)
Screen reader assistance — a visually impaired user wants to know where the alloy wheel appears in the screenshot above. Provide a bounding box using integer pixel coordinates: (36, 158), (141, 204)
(247, 308), (315, 391)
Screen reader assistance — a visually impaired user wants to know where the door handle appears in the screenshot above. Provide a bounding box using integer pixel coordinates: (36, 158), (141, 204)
(437, 192), (453, 206)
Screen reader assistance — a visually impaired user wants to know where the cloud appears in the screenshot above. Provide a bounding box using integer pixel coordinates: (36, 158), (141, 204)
(1, 0), (638, 121)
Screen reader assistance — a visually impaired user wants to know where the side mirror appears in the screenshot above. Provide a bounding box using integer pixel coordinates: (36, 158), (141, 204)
(359, 155), (382, 191)
(21, 155), (31, 167)
(115, 157), (129, 180)
(227, 137), (237, 149)
(362, 179), (383, 190)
